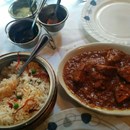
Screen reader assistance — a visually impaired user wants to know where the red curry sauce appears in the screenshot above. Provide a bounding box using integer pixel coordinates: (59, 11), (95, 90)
(63, 48), (130, 109)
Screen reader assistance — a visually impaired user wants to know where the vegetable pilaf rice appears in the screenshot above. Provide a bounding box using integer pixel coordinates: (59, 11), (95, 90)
(0, 61), (50, 126)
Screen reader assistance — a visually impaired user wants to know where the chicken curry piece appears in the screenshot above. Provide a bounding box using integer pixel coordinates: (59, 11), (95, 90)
(63, 48), (130, 109)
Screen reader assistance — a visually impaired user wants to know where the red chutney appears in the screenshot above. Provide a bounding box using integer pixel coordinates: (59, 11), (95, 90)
(63, 48), (130, 110)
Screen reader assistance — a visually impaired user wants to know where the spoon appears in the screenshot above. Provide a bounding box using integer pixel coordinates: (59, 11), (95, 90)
(17, 34), (50, 77)
(47, 0), (61, 24)
(27, 0), (36, 18)
(31, 0), (47, 30)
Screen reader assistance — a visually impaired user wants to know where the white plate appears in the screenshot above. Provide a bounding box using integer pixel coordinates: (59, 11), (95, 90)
(81, 0), (130, 44)
(36, 107), (129, 130)
(57, 43), (130, 116)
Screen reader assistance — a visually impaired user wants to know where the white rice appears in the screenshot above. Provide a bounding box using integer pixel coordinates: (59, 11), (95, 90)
(0, 61), (50, 126)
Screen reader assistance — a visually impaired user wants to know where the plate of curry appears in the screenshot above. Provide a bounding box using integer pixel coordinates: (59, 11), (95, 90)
(58, 43), (130, 115)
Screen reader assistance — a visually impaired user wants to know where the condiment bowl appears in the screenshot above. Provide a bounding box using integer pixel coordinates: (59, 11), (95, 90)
(5, 19), (41, 49)
(0, 52), (57, 130)
(8, 0), (37, 19)
(38, 4), (69, 32)
(57, 42), (130, 116)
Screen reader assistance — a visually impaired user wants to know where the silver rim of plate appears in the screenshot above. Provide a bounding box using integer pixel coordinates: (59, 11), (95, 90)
(81, 0), (130, 45)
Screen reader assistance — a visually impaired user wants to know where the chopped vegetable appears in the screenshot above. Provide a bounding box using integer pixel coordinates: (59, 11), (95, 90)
(33, 72), (49, 81)
(16, 91), (23, 99)
(13, 103), (19, 109)
(8, 102), (13, 109)
(14, 98), (37, 115)
(31, 69), (36, 74)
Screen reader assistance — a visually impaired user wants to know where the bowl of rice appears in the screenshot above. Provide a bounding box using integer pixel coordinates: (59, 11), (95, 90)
(0, 52), (57, 130)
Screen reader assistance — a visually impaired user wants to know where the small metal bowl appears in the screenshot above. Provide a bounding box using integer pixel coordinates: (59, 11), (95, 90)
(5, 19), (41, 49)
(0, 52), (57, 130)
(38, 4), (69, 32)
(8, 0), (37, 19)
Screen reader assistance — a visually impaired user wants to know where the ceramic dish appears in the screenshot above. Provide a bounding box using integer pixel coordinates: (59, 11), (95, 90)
(81, 0), (130, 44)
(35, 107), (129, 130)
(58, 43), (130, 116)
